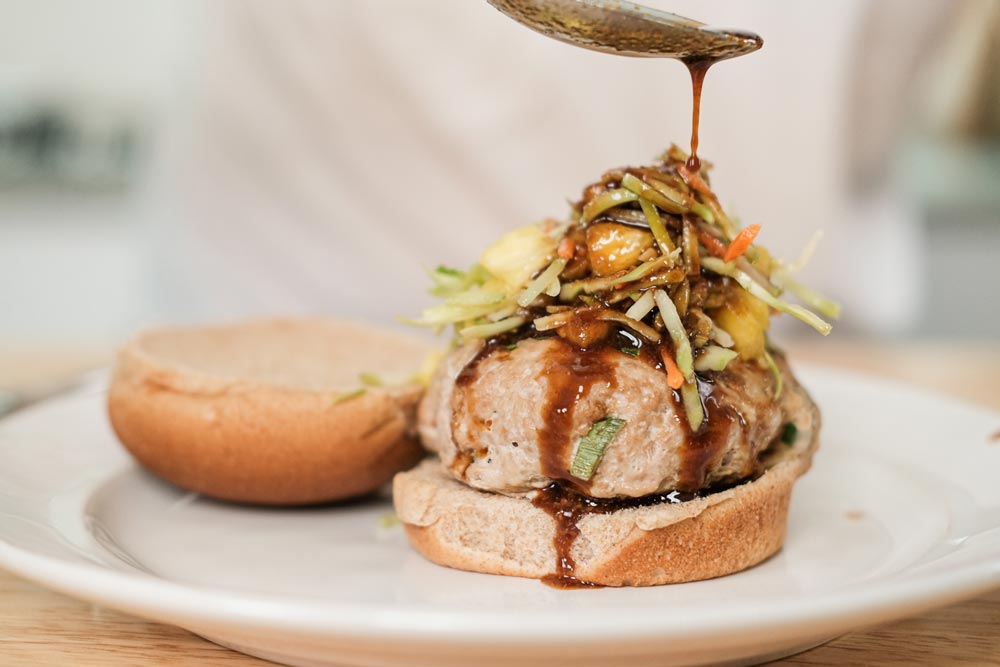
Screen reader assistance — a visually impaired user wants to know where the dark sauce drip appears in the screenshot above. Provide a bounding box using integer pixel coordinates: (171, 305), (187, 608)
(532, 477), (752, 588)
(684, 58), (713, 173)
(455, 331), (526, 388)
(532, 485), (603, 589)
(536, 342), (617, 492)
(671, 375), (739, 492)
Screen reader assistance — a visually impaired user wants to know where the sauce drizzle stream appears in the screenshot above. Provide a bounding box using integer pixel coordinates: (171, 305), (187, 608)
(684, 58), (712, 173)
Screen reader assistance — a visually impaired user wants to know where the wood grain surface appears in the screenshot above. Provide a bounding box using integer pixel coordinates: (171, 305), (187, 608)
(1, 340), (999, 666)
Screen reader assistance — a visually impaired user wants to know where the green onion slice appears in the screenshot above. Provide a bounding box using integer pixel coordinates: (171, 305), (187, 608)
(643, 176), (690, 202)
(428, 263), (490, 297)
(711, 322), (735, 348)
(690, 201), (715, 224)
(679, 381), (705, 431)
(593, 309), (662, 342)
(621, 173), (687, 215)
(581, 189), (639, 224)
(624, 290), (656, 321)
(332, 388), (366, 406)
(785, 230), (823, 273)
(428, 266), (465, 295)
(444, 289), (507, 307)
(693, 345), (739, 372)
(517, 258), (567, 307)
(533, 311), (572, 332)
(652, 289), (694, 381)
(570, 417), (626, 481)
(701, 257), (833, 335)
(559, 274), (620, 301)
(771, 269), (842, 320)
(485, 305), (518, 323)
(459, 316), (526, 340)
(559, 254), (678, 302)
(697, 193), (739, 240)
(407, 301), (510, 327)
(761, 347), (783, 399)
(638, 198), (676, 254)
(617, 253), (677, 284)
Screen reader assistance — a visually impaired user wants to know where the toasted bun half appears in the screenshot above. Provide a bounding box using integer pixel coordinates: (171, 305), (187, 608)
(394, 440), (815, 586)
(108, 319), (433, 505)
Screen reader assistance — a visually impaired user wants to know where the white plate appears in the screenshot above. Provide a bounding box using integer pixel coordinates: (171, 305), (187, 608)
(1, 366), (999, 667)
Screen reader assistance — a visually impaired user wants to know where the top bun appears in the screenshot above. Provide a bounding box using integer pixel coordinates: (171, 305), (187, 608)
(108, 318), (433, 505)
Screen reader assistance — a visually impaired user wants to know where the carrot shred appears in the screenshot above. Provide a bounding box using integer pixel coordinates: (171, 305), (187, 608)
(723, 224), (762, 263)
(660, 348), (685, 390)
(557, 236), (576, 260)
(677, 163), (713, 196)
(695, 228), (728, 258)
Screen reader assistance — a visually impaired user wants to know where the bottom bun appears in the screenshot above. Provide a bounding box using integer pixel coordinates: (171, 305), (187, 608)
(393, 452), (812, 587)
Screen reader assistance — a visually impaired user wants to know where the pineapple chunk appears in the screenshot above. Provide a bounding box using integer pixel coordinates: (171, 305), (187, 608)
(708, 285), (770, 360)
(585, 223), (655, 277)
(479, 225), (558, 288)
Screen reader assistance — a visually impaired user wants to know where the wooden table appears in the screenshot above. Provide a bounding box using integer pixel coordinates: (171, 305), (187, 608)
(2, 340), (999, 666)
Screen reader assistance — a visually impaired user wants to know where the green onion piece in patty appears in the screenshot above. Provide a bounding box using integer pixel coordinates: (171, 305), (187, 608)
(781, 422), (798, 446)
(570, 417), (626, 481)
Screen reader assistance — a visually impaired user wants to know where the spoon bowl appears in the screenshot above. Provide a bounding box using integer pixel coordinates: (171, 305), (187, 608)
(488, 0), (762, 61)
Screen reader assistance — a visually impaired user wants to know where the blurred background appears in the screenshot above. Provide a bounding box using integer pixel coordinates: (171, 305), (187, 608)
(1, 0), (998, 367)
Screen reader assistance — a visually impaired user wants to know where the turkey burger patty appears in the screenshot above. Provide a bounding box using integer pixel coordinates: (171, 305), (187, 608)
(419, 336), (819, 499)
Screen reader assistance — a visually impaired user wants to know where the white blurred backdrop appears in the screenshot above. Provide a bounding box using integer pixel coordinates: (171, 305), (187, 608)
(1, 0), (998, 344)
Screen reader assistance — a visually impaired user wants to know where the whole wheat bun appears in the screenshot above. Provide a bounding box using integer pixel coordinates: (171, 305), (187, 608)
(393, 432), (817, 586)
(108, 319), (434, 505)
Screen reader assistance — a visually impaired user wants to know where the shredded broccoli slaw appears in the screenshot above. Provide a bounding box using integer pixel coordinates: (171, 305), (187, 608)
(409, 145), (839, 430)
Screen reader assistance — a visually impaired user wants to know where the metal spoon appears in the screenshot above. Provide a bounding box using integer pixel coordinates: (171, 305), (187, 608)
(487, 0), (762, 61)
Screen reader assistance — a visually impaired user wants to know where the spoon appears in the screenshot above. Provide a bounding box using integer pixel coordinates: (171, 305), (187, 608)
(487, 0), (762, 61)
